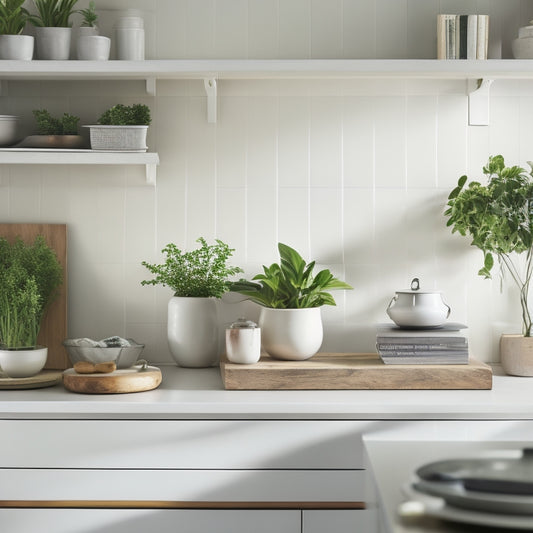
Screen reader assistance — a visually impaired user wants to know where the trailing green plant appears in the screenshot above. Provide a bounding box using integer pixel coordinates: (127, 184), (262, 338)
(78, 0), (96, 27)
(33, 109), (80, 135)
(231, 243), (353, 309)
(141, 237), (243, 298)
(445, 154), (533, 336)
(97, 104), (152, 126)
(0, 236), (63, 349)
(29, 0), (78, 27)
(0, 0), (31, 35)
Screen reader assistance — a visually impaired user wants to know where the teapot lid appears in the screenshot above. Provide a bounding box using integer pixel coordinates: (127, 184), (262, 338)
(229, 317), (258, 328)
(395, 278), (442, 294)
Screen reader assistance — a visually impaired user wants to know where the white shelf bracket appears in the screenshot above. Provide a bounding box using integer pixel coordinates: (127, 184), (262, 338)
(468, 78), (494, 126)
(146, 77), (156, 96)
(204, 78), (217, 123)
(146, 163), (157, 186)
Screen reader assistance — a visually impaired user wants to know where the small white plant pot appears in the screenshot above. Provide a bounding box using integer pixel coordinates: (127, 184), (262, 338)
(0, 346), (47, 378)
(35, 27), (72, 60)
(259, 307), (323, 361)
(84, 125), (148, 151)
(167, 297), (219, 368)
(500, 334), (533, 376)
(77, 35), (110, 60)
(0, 34), (34, 60)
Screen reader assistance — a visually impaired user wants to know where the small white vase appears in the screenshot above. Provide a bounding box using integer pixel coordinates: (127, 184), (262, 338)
(77, 35), (110, 60)
(259, 307), (323, 361)
(0, 34), (34, 60)
(35, 27), (72, 60)
(167, 297), (219, 368)
(0, 346), (47, 378)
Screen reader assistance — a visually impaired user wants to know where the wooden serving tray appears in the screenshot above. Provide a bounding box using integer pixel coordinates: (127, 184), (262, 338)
(63, 365), (162, 394)
(220, 353), (493, 390)
(0, 371), (62, 390)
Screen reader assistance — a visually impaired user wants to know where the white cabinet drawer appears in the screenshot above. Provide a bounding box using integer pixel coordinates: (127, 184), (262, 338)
(303, 509), (378, 533)
(0, 468), (365, 502)
(0, 509), (301, 533)
(0, 420), (365, 469)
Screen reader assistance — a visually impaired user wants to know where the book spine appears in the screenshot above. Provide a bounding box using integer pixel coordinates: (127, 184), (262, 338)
(378, 350), (469, 356)
(381, 357), (469, 365)
(447, 15), (456, 59)
(377, 343), (468, 351)
(459, 15), (467, 59)
(376, 336), (467, 344)
(437, 14), (447, 59)
(477, 15), (489, 59)
(467, 14), (478, 59)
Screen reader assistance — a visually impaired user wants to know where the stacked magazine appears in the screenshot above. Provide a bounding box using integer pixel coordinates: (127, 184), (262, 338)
(376, 322), (469, 365)
(437, 14), (489, 60)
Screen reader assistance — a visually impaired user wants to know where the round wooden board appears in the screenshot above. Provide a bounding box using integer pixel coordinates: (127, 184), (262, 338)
(0, 370), (62, 390)
(62, 365), (162, 394)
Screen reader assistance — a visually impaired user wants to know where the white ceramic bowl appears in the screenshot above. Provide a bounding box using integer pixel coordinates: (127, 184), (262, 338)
(0, 115), (20, 146)
(512, 37), (533, 59)
(63, 339), (144, 369)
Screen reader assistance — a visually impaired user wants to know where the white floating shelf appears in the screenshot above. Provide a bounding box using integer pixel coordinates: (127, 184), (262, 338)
(0, 149), (160, 185)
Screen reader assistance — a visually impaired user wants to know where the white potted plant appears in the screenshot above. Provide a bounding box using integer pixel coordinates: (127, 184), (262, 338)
(0, 236), (63, 378)
(29, 0), (78, 60)
(231, 243), (353, 360)
(0, 0), (34, 60)
(76, 1), (109, 60)
(84, 103), (151, 151)
(446, 155), (533, 376)
(141, 238), (243, 368)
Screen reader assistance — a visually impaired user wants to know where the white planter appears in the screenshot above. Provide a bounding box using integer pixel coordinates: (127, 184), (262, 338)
(0, 346), (47, 378)
(259, 307), (323, 361)
(0, 34), (34, 60)
(34, 27), (71, 60)
(84, 125), (148, 151)
(500, 334), (533, 376)
(167, 297), (219, 368)
(77, 35), (110, 61)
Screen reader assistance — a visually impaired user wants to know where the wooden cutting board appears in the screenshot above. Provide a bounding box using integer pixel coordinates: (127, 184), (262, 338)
(63, 365), (162, 394)
(0, 371), (62, 390)
(0, 224), (68, 370)
(220, 353), (493, 390)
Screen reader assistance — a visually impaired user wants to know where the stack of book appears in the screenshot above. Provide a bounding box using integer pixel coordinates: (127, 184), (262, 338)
(437, 14), (489, 60)
(376, 323), (469, 365)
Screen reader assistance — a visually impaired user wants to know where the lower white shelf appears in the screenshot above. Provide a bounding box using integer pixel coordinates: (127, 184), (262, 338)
(0, 149), (160, 186)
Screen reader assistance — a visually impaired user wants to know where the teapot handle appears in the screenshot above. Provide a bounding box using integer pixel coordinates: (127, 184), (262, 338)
(444, 301), (451, 318)
(387, 294), (398, 310)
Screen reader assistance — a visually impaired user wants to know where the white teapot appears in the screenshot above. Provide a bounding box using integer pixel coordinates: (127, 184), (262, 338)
(386, 278), (451, 328)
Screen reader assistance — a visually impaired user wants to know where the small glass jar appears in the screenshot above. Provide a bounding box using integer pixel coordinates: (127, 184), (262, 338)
(225, 318), (261, 364)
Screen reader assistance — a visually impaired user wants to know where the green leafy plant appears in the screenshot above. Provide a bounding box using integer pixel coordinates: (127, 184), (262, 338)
(0, 236), (63, 349)
(29, 0), (78, 27)
(0, 0), (31, 35)
(33, 109), (80, 135)
(231, 243), (353, 308)
(97, 104), (152, 126)
(445, 155), (533, 336)
(141, 238), (243, 298)
(78, 0), (96, 27)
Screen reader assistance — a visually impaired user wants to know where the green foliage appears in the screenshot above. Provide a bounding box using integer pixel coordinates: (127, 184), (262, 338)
(141, 238), (243, 298)
(0, 236), (63, 348)
(97, 104), (152, 126)
(445, 155), (533, 336)
(32, 109), (80, 135)
(78, 0), (96, 27)
(29, 0), (78, 27)
(0, 0), (31, 35)
(231, 243), (353, 309)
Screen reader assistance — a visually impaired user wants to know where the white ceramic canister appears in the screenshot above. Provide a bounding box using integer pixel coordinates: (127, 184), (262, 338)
(114, 9), (144, 60)
(225, 318), (261, 364)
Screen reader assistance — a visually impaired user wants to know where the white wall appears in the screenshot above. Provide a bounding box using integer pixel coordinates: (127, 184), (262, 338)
(2, 0), (533, 365)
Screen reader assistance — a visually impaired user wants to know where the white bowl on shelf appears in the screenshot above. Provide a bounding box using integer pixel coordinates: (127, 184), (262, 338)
(0, 115), (20, 147)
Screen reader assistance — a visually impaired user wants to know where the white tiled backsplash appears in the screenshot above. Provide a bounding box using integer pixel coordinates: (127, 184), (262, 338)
(2, 0), (533, 364)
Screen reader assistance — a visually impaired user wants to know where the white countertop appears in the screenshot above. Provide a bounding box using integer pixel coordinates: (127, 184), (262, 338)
(1, 364), (533, 420)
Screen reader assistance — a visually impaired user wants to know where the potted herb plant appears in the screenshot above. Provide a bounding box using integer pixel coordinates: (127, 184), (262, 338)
(0, 236), (63, 378)
(445, 155), (533, 376)
(76, 1), (109, 60)
(231, 243), (353, 360)
(0, 0), (34, 60)
(20, 108), (84, 148)
(29, 0), (79, 60)
(84, 103), (152, 151)
(141, 238), (243, 368)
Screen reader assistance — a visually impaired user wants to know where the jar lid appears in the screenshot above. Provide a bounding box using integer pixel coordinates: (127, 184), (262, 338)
(229, 317), (257, 328)
(395, 277), (442, 294)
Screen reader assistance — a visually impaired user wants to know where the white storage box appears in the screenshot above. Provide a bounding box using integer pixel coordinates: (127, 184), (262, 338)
(84, 125), (148, 151)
